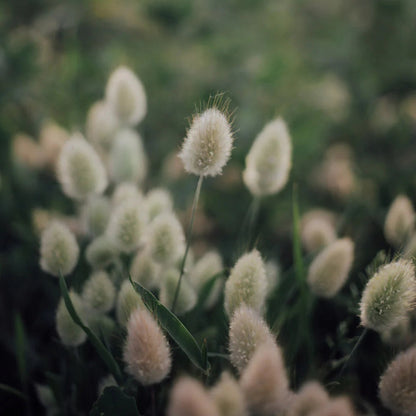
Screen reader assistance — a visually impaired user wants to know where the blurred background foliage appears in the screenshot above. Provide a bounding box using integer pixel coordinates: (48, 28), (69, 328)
(1, 0), (416, 414)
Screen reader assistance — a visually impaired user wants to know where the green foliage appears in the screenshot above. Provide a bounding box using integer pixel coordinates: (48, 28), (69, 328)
(90, 387), (139, 416)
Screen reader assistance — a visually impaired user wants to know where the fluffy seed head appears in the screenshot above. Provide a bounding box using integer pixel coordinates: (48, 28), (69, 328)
(106, 66), (147, 126)
(160, 268), (197, 315)
(307, 238), (354, 298)
(56, 291), (86, 347)
(40, 221), (79, 277)
(360, 259), (416, 333)
(82, 196), (111, 237)
(130, 249), (160, 290)
(179, 107), (233, 177)
(57, 133), (107, 199)
(384, 195), (414, 247)
(301, 210), (337, 253)
(123, 308), (171, 385)
(379, 347), (416, 416)
(229, 305), (274, 373)
(85, 235), (119, 269)
(82, 271), (115, 313)
(309, 397), (355, 416)
(224, 250), (267, 317)
(86, 100), (119, 150)
(112, 183), (143, 206)
(243, 118), (292, 196)
(167, 377), (219, 416)
(210, 372), (248, 416)
(116, 280), (143, 326)
(240, 341), (290, 416)
(145, 188), (174, 222)
(109, 129), (147, 184)
(147, 213), (185, 265)
(97, 375), (117, 396)
(287, 381), (329, 416)
(106, 200), (147, 253)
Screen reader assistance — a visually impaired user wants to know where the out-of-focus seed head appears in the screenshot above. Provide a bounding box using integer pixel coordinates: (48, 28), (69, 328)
(106, 200), (147, 253)
(307, 238), (354, 298)
(86, 100), (119, 150)
(109, 129), (147, 184)
(40, 221), (79, 277)
(130, 249), (161, 290)
(301, 209), (337, 253)
(97, 375), (117, 396)
(82, 196), (111, 237)
(57, 133), (107, 200)
(106, 66), (147, 126)
(360, 259), (416, 333)
(243, 118), (292, 197)
(160, 268), (197, 315)
(240, 341), (290, 416)
(147, 213), (185, 265)
(56, 291), (86, 347)
(179, 106), (233, 177)
(82, 271), (115, 313)
(85, 235), (119, 269)
(287, 381), (329, 416)
(224, 250), (267, 317)
(12, 133), (46, 169)
(123, 308), (171, 385)
(384, 195), (415, 248)
(112, 183), (143, 206)
(404, 233), (416, 260)
(379, 347), (416, 416)
(145, 188), (174, 222)
(229, 305), (274, 373)
(39, 121), (69, 170)
(265, 259), (280, 294)
(381, 317), (415, 349)
(116, 280), (143, 326)
(309, 397), (356, 416)
(167, 377), (220, 416)
(36, 384), (57, 413)
(85, 314), (116, 340)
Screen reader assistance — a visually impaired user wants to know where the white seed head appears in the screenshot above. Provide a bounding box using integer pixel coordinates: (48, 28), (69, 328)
(82, 195), (111, 237)
(82, 271), (115, 313)
(229, 305), (274, 373)
(384, 195), (415, 248)
(145, 188), (174, 222)
(147, 213), (185, 265)
(167, 377), (219, 416)
(130, 249), (161, 290)
(379, 347), (416, 416)
(210, 372), (248, 416)
(123, 308), (171, 385)
(189, 250), (224, 309)
(309, 397), (355, 416)
(240, 341), (290, 416)
(301, 209), (337, 253)
(85, 235), (119, 269)
(106, 199), (147, 253)
(56, 291), (86, 347)
(109, 129), (147, 184)
(243, 118), (292, 197)
(57, 133), (107, 200)
(307, 238), (354, 298)
(116, 280), (143, 326)
(40, 221), (79, 277)
(106, 66), (147, 126)
(112, 183), (143, 206)
(224, 250), (267, 317)
(36, 384), (57, 412)
(97, 375), (117, 396)
(360, 259), (416, 333)
(287, 381), (329, 416)
(265, 259), (280, 293)
(159, 268), (197, 315)
(179, 107), (233, 177)
(86, 100), (119, 150)
(381, 317), (414, 349)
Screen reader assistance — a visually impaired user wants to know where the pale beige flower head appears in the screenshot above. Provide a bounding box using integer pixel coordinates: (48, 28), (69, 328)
(179, 105), (233, 177)
(309, 397), (355, 416)
(82, 195), (111, 237)
(360, 259), (416, 333)
(307, 238), (354, 298)
(123, 308), (171, 385)
(116, 280), (143, 327)
(243, 117), (292, 197)
(287, 381), (329, 416)
(301, 209), (337, 253)
(112, 183), (143, 207)
(384, 195), (414, 248)
(106, 66), (147, 126)
(130, 249), (161, 290)
(167, 376), (219, 416)
(145, 188), (174, 222)
(82, 271), (115, 313)
(39, 121), (69, 170)
(85, 235), (119, 269)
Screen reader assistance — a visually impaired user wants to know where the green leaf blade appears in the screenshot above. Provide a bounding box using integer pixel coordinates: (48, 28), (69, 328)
(90, 386), (139, 416)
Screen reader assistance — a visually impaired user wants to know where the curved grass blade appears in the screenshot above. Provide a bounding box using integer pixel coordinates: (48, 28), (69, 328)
(0, 383), (28, 401)
(292, 184), (306, 290)
(59, 273), (123, 384)
(129, 277), (210, 374)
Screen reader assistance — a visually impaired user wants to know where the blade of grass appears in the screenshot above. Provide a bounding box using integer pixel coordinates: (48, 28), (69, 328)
(14, 313), (27, 388)
(58, 273), (123, 384)
(0, 384), (28, 401)
(129, 277), (210, 374)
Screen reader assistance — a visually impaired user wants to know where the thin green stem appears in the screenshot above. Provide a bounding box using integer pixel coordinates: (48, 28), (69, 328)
(172, 175), (204, 313)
